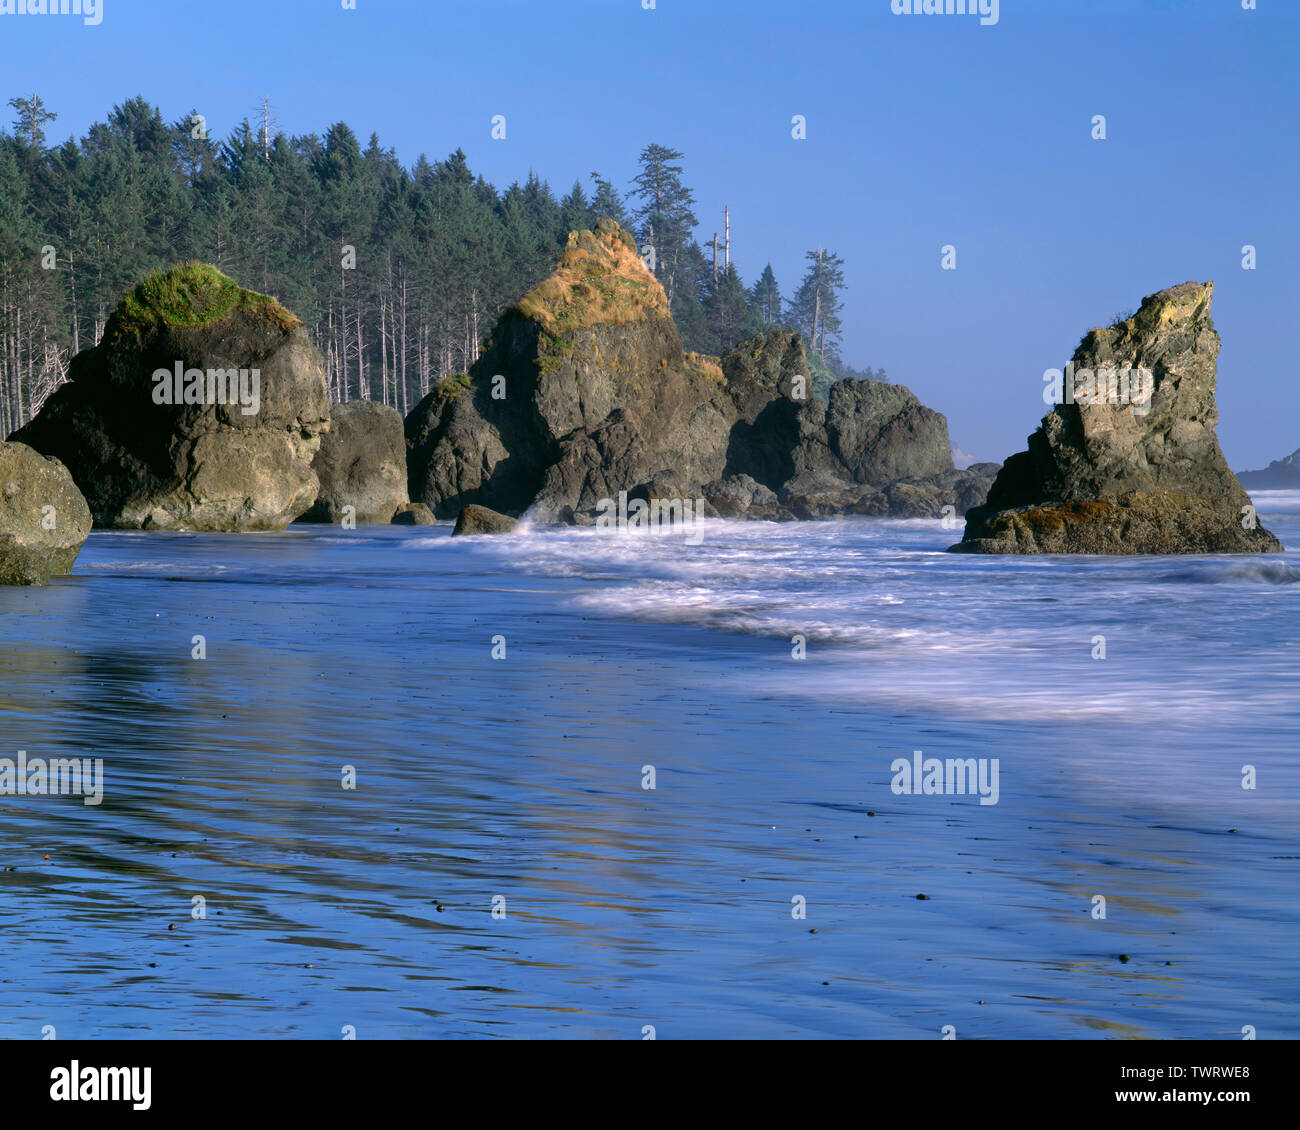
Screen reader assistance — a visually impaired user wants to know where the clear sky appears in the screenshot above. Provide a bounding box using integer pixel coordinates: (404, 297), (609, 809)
(4, 0), (1297, 468)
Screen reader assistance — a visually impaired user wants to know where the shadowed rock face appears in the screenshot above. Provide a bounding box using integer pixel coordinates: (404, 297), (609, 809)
(792, 378), (953, 486)
(0, 441), (92, 585)
(719, 331), (807, 488)
(955, 281), (1282, 555)
(12, 264), (329, 531)
(406, 222), (992, 523)
(300, 400), (408, 525)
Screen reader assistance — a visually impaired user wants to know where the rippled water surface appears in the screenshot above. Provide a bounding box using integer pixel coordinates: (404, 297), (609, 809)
(1, 496), (1297, 1038)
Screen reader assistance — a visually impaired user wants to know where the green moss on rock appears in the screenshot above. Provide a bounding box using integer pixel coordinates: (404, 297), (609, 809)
(109, 262), (301, 341)
(432, 372), (472, 401)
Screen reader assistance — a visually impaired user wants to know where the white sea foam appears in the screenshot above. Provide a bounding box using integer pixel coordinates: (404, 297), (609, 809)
(435, 513), (1300, 728)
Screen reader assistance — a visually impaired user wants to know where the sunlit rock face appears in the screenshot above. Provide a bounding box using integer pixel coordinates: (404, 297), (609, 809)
(0, 441), (92, 584)
(955, 282), (1282, 555)
(407, 221), (992, 524)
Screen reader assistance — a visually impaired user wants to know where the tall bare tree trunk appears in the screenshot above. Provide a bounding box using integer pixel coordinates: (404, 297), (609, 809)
(400, 275), (409, 415)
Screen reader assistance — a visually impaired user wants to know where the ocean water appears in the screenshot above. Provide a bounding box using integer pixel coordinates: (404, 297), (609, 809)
(1, 495), (1297, 1040)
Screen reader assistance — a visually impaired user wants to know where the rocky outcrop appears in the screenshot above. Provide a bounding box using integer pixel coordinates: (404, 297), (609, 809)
(299, 399), (407, 524)
(791, 378), (954, 486)
(406, 220), (732, 522)
(702, 473), (781, 519)
(0, 441), (92, 585)
(391, 502), (435, 525)
(452, 504), (518, 536)
(955, 282), (1282, 555)
(1238, 448), (1300, 490)
(406, 222), (992, 525)
(778, 462), (1001, 520)
(12, 263), (328, 531)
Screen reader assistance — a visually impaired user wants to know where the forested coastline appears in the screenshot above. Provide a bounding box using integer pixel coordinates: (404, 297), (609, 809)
(0, 95), (882, 436)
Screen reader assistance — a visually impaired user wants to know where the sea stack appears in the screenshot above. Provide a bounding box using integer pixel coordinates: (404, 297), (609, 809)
(12, 263), (329, 531)
(406, 220), (995, 523)
(405, 218), (733, 521)
(0, 441), (92, 585)
(954, 282), (1282, 555)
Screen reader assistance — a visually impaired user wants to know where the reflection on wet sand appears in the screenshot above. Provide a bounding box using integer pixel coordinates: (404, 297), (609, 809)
(1, 522), (1296, 1037)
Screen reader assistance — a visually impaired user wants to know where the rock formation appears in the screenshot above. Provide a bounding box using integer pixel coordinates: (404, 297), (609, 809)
(452, 504), (519, 536)
(12, 263), (329, 531)
(406, 220), (733, 521)
(391, 502), (435, 525)
(0, 441), (92, 585)
(299, 399), (408, 524)
(407, 221), (991, 524)
(955, 282), (1282, 554)
(1238, 448), (1300, 491)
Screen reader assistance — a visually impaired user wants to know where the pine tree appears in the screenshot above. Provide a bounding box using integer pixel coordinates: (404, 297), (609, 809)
(789, 247), (846, 362)
(171, 109), (218, 187)
(749, 263), (781, 325)
(7, 93), (57, 149)
(0, 94), (880, 428)
(589, 172), (627, 226)
(629, 144), (698, 307)
(559, 179), (591, 235)
(703, 263), (759, 354)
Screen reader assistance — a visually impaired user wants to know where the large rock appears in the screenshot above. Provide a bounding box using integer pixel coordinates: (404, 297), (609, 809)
(406, 220), (731, 522)
(773, 462), (1000, 521)
(718, 331), (807, 488)
(452, 504), (518, 536)
(955, 282), (1282, 554)
(12, 264), (329, 531)
(791, 378), (954, 486)
(0, 441), (92, 585)
(1238, 448), (1300, 490)
(391, 502), (435, 526)
(702, 473), (781, 519)
(406, 222), (989, 524)
(299, 399), (407, 524)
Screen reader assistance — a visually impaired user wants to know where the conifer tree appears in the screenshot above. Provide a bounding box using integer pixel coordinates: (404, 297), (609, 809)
(0, 95), (873, 426)
(789, 247), (845, 362)
(749, 263), (782, 325)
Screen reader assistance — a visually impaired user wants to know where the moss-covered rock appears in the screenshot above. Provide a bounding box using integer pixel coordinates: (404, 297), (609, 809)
(512, 219), (668, 336)
(111, 262), (300, 340)
(12, 263), (328, 531)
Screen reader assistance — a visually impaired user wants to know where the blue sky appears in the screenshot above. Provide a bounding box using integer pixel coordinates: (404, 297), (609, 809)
(4, 0), (1297, 467)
